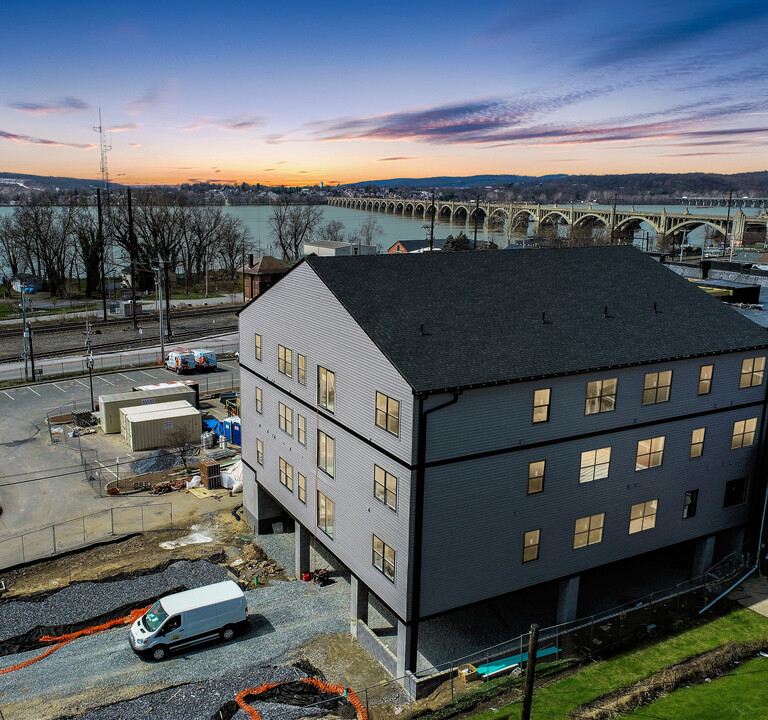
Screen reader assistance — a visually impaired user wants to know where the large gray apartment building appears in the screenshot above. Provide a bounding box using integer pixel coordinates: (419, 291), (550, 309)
(237, 245), (768, 680)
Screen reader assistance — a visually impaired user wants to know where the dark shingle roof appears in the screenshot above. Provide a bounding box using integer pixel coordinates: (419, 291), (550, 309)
(305, 247), (768, 393)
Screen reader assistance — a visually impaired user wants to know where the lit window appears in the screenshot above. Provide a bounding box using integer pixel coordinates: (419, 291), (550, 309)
(254, 334), (262, 361)
(683, 489), (698, 519)
(642, 371), (672, 405)
(318, 430), (335, 477)
(278, 402), (293, 436)
(255, 386), (262, 414)
(731, 418), (758, 449)
(256, 438), (263, 466)
(585, 378), (617, 415)
(533, 389), (550, 423)
(573, 513), (604, 548)
(318, 491), (334, 538)
(374, 465), (397, 511)
(298, 354), (306, 385)
(297, 414), (306, 446)
(523, 529), (540, 563)
(528, 460), (545, 495)
(690, 428), (705, 458)
(636, 436), (665, 470)
(739, 357), (765, 388)
(579, 447), (611, 483)
(373, 535), (395, 581)
(279, 457), (293, 491)
(298, 473), (306, 503)
(698, 365), (713, 395)
(318, 366), (335, 413)
(629, 500), (658, 534)
(278, 345), (293, 378)
(724, 477), (748, 507)
(376, 392), (400, 436)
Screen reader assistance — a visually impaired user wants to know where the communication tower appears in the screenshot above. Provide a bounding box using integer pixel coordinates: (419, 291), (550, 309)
(93, 108), (112, 191)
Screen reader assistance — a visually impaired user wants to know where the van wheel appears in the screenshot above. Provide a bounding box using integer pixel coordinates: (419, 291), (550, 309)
(150, 645), (168, 661)
(220, 625), (235, 641)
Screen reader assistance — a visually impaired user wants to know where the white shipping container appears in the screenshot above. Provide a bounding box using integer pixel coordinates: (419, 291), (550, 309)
(119, 400), (195, 438)
(99, 386), (197, 434)
(122, 403), (201, 451)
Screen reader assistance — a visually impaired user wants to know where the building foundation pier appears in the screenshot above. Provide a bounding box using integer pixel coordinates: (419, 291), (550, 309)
(350, 575), (369, 638)
(692, 534), (716, 579)
(294, 522), (311, 579)
(557, 575), (580, 625)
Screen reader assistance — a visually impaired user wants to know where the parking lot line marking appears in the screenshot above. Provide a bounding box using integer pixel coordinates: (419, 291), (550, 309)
(52, 383), (66, 393)
(100, 461), (118, 479)
(3, 391), (14, 401)
(74, 379), (89, 388)
(118, 373), (134, 381)
(98, 376), (115, 386)
(139, 371), (158, 378)
(27, 387), (41, 397)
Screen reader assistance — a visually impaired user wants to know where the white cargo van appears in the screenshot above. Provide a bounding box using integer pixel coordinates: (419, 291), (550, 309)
(165, 349), (195, 375)
(191, 348), (217, 372)
(129, 580), (247, 660)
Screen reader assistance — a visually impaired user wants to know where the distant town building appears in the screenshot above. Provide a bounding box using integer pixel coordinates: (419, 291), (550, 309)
(241, 255), (291, 301)
(387, 239), (444, 254)
(303, 241), (378, 257)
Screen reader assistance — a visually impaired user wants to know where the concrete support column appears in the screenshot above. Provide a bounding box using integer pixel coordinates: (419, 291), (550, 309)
(294, 523), (311, 579)
(396, 620), (414, 678)
(692, 534), (716, 579)
(254, 483), (283, 535)
(556, 575), (580, 625)
(350, 575), (369, 638)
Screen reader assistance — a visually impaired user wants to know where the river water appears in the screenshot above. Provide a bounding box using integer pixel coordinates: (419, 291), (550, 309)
(1, 202), (764, 257)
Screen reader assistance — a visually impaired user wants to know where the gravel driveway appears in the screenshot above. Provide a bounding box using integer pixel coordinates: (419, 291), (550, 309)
(0, 561), (350, 720)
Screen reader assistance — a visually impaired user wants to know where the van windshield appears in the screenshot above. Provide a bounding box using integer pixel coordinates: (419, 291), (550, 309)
(143, 601), (168, 632)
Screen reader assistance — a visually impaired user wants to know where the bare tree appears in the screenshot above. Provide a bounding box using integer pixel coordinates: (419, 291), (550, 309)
(268, 200), (324, 260)
(352, 216), (383, 246)
(0, 213), (21, 279)
(72, 200), (102, 297)
(216, 214), (252, 281)
(316, 219), (346, 244)
(165, 427), (197, 474)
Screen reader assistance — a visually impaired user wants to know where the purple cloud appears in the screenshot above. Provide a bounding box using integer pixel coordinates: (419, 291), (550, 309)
(378, 156), (419, 161)
(110, 122), (139, 132)
(127, 84), (169, 114)
(182, 116), (263, 132)
(0, 129), (94, 149)
(8, 96), (91, 115)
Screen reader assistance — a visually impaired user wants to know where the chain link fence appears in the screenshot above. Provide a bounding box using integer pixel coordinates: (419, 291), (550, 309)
(0, 503), (173, 571)
(0, 340), (238, 382)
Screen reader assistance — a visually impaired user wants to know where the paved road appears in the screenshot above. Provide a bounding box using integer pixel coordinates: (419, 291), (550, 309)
(0, 358), (241, 543)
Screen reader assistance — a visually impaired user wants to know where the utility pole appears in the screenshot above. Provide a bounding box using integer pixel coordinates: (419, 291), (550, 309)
(156, 255), (165, 362)
(84, 321), (95, 411)
(20, 286), (29, 382)
(521, 623), (540, 720)
(473, 195), (480, 250)
(609, 193), (618, 245)
(127, 188), (138, 330)
(724, 189), (734, 256)
(429, 192), (436, 251)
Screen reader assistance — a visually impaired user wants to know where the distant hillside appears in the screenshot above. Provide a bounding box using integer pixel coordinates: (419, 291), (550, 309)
(0, 172), (124, 192)
(341, 174), (568, 189)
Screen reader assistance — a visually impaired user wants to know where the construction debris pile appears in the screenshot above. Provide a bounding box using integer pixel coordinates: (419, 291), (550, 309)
(130, 449), (182, 475)
(149, 478), (188, 495)
(229, 544), (285, 587)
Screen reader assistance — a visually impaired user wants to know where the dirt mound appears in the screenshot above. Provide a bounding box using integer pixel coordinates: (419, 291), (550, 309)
(228, 542), (286, 587)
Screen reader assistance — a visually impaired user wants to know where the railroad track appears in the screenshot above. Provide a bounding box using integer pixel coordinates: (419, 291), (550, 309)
(0, 325), (239, 363)
(0, 305), (238, 339)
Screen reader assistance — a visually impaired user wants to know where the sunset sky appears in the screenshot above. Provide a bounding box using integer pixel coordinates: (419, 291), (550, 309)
(3, 0), (768, 185)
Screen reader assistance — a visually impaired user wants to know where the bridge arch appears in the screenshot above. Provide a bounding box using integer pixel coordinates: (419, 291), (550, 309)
(453, 205), (470, 221)
(439, 205), (452, 220)
(414, 203), (426, 216)
(404, 202), (414, 216)
(540, 211), (570, 227)
(395, 202), (404, 215)
(511, 209), (537, 225)
(616, 216), (660, 235)
(573, 213), (610, 229)
(487, 208), (509, 224)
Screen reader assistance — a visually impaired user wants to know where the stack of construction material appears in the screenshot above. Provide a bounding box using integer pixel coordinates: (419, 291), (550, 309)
(199, 458), (221, 489)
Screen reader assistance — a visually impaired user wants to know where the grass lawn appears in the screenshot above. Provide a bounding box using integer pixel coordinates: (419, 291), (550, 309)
(627, 655), (768, 719)
(463, 608), (768, 720)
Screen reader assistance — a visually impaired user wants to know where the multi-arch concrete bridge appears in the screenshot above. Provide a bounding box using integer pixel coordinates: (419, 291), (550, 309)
(327, 197), (768, 244)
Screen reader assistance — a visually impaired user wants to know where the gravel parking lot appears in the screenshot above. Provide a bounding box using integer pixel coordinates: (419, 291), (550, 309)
(0, 558), (352, 720)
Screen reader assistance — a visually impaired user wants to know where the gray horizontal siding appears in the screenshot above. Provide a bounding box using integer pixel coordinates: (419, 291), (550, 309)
(424, 351), (768, 463)
(418, 403), (761, 617)
(239, 263), (414, 619)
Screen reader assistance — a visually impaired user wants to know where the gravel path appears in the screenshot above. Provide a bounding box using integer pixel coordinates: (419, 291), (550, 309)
(71, 665), (330, 720)
(0, 564), (350, 720)
(0, 560), (229, 643)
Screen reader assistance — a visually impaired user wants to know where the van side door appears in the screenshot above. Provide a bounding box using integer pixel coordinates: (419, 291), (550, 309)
(159, 615), (184, 645)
